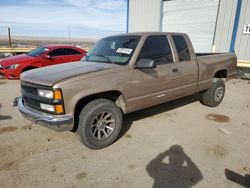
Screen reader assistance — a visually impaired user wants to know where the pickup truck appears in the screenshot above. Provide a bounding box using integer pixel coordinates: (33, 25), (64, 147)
(15, 32), (237, 149)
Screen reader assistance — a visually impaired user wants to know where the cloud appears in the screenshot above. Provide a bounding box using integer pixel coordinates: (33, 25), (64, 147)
(63, 0), (126, 10)
(63, 0), (93, 7)
(23, 0), (62, 6)
(93, 0), (126, 10)
(0, 0), (127, 38)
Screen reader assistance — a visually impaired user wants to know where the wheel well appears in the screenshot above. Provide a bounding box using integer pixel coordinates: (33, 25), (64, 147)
(72, 91), (126, 131)
(214, 70), (227, 78)
(21, 66), (38, 73)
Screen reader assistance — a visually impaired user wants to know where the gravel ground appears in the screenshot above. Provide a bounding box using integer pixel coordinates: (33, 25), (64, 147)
(0, 79), (249, 188)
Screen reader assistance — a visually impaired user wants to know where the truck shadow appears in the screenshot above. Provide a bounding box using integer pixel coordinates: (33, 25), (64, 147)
(146, 145), (203, 188)
(225, 168), (250, 187)
(119, 94), (200, 139)
(0, 104), (12, 121)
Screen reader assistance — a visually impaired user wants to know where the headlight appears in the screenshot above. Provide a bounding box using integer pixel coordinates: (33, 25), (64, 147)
(40, 103), (64, 113)
(38, 89), (53, 99)
(6, 64), (20, 70)
(38, 89), (64, 114)
(40, 103), (55, 112)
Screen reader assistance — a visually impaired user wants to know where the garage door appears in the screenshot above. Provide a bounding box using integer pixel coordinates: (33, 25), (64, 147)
(235, 0), (250, 61)
(162, 0), (219, 52)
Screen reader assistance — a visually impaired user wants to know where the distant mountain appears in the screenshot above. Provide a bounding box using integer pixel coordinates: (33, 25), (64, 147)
(0, 35), (96, 48)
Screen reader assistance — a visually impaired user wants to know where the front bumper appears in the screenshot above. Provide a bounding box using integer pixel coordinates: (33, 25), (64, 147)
(0, 72), (5, 79)
(16, 96), (74, 131)
(0, 69), (19, 79)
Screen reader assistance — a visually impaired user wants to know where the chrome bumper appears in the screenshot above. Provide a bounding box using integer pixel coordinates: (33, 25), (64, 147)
(16, 97), (74, 131)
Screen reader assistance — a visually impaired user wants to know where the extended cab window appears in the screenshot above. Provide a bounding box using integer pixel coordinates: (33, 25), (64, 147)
(49, 48), (65, 57)
(172, 35), (191, 62)
(138, 35), (173, 64)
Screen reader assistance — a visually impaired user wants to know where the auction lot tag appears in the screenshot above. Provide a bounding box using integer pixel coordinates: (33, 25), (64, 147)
(116, 48), (133, 54)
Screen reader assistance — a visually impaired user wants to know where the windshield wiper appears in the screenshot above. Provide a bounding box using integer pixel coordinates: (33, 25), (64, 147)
(84, 55), (89, 61)
(94, 54), (115, 64)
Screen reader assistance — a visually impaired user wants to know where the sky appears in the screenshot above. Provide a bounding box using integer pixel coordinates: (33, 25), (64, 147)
(0, 0), (127, 39)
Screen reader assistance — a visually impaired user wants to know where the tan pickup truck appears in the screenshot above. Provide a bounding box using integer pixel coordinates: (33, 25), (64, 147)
(15, 32), (237, 149)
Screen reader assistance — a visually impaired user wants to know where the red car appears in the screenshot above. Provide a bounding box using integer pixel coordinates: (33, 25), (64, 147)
(0, 45), (87, 79)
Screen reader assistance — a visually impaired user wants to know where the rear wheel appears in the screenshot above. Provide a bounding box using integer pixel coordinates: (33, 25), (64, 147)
(77, 99), (123, 149)
(200, 78), (225, 107)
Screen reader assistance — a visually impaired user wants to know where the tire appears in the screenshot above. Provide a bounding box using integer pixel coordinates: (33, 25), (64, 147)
(77, 99), (123, 149)
(200, 78), (225, 107)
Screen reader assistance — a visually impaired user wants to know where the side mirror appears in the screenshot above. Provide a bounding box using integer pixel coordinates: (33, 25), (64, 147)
(135, 58), (156, 69)
(44, 55), (52, 59)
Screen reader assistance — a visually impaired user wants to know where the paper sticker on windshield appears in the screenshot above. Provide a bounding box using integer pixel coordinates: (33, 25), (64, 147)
(116, 48), (133, 54)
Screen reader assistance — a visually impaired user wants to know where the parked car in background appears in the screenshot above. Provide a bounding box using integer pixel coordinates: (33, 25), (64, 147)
(0, 53), (13, 59)
(0, 45), (87, 79)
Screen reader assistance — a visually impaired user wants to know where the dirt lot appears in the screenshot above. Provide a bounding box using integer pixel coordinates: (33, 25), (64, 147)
(0, 79), (249, 188)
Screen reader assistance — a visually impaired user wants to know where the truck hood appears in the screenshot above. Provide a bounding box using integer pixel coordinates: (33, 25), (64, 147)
(0, 54), (35, 67)
(21, 61), (122, 86)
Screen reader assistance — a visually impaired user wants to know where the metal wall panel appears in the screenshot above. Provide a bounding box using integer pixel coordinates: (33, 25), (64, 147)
(213, 0), (238, 53)
(234, 0), (250, 61)
(128, 0), (162, 32)
(162, 0), (219, 52)
(128, 0), (250, 61)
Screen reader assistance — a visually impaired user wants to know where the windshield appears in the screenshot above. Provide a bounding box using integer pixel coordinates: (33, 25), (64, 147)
(82, 35), (141, 65)
(27, 47), (50, 57)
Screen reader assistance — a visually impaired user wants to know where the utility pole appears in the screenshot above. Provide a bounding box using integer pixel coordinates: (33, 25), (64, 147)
(8, 27), (12, 48)
(68, 25), (71, 45)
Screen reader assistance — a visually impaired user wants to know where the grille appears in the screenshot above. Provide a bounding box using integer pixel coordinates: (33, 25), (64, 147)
(23, 96), (41, 110)
(21, 84), (38, 95)
(21, 82), (45, 111)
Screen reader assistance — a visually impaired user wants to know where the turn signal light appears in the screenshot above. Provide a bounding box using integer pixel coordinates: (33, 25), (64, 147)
(55, 104), (64, 114)
(54, 90), (62, 100)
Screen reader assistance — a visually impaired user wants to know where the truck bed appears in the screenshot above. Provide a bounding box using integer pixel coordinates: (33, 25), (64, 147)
(196, 53), (236, 65)
(196, 52), (237, 92)
(196, 53), (224, 57)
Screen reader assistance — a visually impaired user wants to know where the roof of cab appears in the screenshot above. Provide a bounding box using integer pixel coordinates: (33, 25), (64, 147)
(108, 32), (187, 38)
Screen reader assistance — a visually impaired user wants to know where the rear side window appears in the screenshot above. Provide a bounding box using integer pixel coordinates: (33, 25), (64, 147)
(68, 48), (82, 55)
(172, 35), (191, 62)
(138, 35), (173, 64)
(48, 48), (65, 56)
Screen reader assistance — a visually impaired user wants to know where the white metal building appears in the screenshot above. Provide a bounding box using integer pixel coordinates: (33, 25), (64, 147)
(127, 0), (250, 66)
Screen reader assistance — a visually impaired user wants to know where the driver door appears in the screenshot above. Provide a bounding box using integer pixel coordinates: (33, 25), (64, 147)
(127, 35), (179, 112)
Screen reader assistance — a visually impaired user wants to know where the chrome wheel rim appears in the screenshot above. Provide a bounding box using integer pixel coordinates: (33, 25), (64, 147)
(91, 111), (115, 140)
(214, 86), (224, 102)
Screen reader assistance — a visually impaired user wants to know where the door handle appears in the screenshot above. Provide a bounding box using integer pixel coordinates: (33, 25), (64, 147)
(172, 68), (178, 73)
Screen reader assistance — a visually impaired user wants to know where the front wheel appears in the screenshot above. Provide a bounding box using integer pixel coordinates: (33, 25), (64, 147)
(200, 78), (225, 107)
(77, 99), (123, 149)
